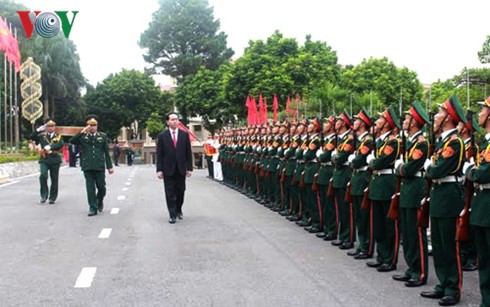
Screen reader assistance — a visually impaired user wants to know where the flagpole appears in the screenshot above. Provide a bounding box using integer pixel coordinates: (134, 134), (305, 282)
(9, 51), (13, 151)
(370, 90), (373, 116)
(3, 55), (7, 153)
(319, 98), (322, 119)
(466, 68), (470, 109)
(14, 27), (19, 150)
(350, 94), (353, 117)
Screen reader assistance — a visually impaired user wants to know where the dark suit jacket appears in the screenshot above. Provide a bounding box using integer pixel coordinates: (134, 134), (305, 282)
(156, 129), (193, 176)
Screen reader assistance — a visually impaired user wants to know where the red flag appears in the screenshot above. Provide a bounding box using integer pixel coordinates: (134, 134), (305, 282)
(273, 94), (278, 122)
(258, 93), (264, 124)
(177, 121), (197, 142)
(0, 18), (10, 53)
(245, 96), (252, 125)
(251, 96), (258, 125)
(0, 18), (21, 72)
(263, 97), (268, 124)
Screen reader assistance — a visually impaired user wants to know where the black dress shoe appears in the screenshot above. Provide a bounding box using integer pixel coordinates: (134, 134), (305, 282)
(296, 221), (307, 227)
(279, 210), (289, 216)
(366, 261), (382, 268)
(308, 227), (321, 233)
(177, 213), (183, 220)
(87, 211), (97, 217)
(462, 263), (478, 271)
(98, 200), (104, 212)
(392, 274), (410, 282)
(347, 250), (360, 256)
(323, 234), (336, 241)
(405, 279), (427, 287)
(354, 252), (372, 260)
(438, 296), (459, 306)
(48, 200), (55, 204)
(304, 226), (313, 231)
(39, 198), (47, 204)
(420, 291), (445, 299)
(339, 243), (354, 250)
(331, 239), (343, 246)
(168, 218), (176, 224)
(377, 264), (396, 272)
(316, 232), (326, 238)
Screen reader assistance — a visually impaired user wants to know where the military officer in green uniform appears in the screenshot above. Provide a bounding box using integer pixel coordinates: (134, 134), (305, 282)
(366, 106), (400, 272)
(331, 112), (355, 249)
(347, 108), (374, 259)
(29, 118), (64, 204)
(420, 95), (465, 306)
(285, 122), (301, 221)
(464, 96), (490, 307)
(70, 115), (114, 216)
(303, 118), (322, 233)
(392, 102), (430, 287)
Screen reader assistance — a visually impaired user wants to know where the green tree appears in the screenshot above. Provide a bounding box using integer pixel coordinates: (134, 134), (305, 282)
(478, 35), (490, 64)
(176, 64), (233, 134)
(83, 69), (168, 139)
(139, 0), (234, 81)
(340, 57), (423, 111)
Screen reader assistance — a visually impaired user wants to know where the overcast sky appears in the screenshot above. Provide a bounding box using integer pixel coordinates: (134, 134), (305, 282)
(15, 0), (490, 87)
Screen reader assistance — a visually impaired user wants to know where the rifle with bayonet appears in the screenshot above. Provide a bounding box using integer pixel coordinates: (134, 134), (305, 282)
(344, 124), (357, 203)
(327, 125), (338, 197)
(361, 124), (376, 210)
(312, 118), (323, 192)
(388, 114), (406, 219)
(456, 110), (475, 241)
(417, 111), (435, 228)
(299, 128), (309, 188)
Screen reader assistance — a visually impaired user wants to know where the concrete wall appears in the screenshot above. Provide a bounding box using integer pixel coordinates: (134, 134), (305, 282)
(0, 161), (41, 183)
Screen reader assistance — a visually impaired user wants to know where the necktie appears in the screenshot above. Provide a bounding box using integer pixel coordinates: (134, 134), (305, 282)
(172, 130), (177, 148)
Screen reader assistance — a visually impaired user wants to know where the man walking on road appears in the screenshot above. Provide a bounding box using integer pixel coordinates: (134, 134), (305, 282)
(156, 112), (193, 224)
(69, 115), (114, 216)
(29, 118), (64, 204)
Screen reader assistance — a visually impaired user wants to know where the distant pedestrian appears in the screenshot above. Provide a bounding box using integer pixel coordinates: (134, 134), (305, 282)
(69, 143), (79, 167)
(156, 112), (193, 224)
(113, 141), (121, 166)
(126, 145), (134, 166)
(69, 115), (114, 216)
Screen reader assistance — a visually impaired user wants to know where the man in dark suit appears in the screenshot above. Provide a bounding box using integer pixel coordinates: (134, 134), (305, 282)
(156, 112), (193, 224)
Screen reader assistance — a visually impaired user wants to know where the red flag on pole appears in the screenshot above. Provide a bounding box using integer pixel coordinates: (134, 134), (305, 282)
(245, 96), (252, 125)
(273, 94), (278, 122)
(258, 92), (264, 124)
(0, 18), (21, 72)
(251, 96), (258, 125)
(263, 97), (268, 124)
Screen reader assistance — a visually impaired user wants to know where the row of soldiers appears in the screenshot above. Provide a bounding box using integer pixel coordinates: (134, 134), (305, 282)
(216, 95), (490, 307)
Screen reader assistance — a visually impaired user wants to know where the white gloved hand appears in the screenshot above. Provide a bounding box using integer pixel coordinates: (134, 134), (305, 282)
(44, 145), (51, 151)
(366, 153), (375, 164)
(348, 154), (355, 163)
(423, 158), (432, 172)
(316, 149), (323, 158)
(468, 157), (475, 165)
(462, 161), (474, 175)
(36, 124), (46, 132)
(331, 149), (337, 157)
(394, 159), (403, 170)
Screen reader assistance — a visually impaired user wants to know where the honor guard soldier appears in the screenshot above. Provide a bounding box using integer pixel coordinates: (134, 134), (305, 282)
(294, 120), (309, 227)
(29, 118), (64, 204)
(70, 115), (114, 216)
(331, 111), (355, 249)
(392, 102), (430, 287)
(347, 108), (374, 259)
(315, 116), (338, 241)
(463, 96), (490, 307)
(420, 95), (466, 306)
(268, 122), (282, 211)
(303, 118), (322, 233)
(285, 122), (300, 221)
(366, 106), (401, 272)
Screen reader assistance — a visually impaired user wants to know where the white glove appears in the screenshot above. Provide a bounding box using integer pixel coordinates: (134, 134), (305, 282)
(423, 159), (432, 172)
(463, 161), (474, 175)
(331, 149), (337, 157)
(44, 145), (51, 151)
(468, 157), (475, 165)
(394, 159), (403, 170)
(36, 124), (46, 132)
(348, 154), (355, 163)
(366, 153), (375, 164)
(316, 149), (323, 158)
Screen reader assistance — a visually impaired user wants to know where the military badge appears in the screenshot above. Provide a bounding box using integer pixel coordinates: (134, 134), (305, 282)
(412, 149), (423, 160)
(309, 143), (317, 150)
(383, 145), (394, 155)
(343, 144), (352, 152)
(325, 143), (335, 151)
(360, 145), (370, 155)
(442, 146), (455, 158)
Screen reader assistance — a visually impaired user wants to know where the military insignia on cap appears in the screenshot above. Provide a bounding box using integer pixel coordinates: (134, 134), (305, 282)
(442, 146), (455, 158)
(412, 149), (423, 160)
(383, 145), (394, 155)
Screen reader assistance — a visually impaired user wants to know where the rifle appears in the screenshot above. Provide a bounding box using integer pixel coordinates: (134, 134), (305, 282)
(327, 128), (338, 197)
(312, 118), (323, 192)
(388, 116), (405, 219)
(281, 124), (291, 184)
(299, 130), (309, 188)
(456, 110), (475, 241)
(417, 111), (435, 228)
(344, 126), (357, 202)
(361, 125), (376, 210)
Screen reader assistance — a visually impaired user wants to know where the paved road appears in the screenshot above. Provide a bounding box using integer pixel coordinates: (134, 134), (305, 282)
(0, 166), (482, 306)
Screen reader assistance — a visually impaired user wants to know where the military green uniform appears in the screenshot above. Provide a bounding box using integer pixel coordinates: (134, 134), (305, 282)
(304, 133), (321, 230)
(294, 134), (308, 224)
(70, 131), (113, 214)
(350, 131), (373, 256)
(285, 134), (300, 219)
(369, 131), (400, 268)
(427, 128), (464, 299)
(467, 133), (490, 307)
(29, 130), (64, 203)
(398, 131), (429, 282)
(332, 130), (354, 246)
(317, 133), (337, 238)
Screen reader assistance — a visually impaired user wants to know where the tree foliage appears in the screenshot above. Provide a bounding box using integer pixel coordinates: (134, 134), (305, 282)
(83, 69), (169, 139)
(478, 35), (490, 64)
(139, 0), (234, 81)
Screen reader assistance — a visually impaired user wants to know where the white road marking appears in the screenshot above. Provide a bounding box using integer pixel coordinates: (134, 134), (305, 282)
(74, 267), (97, 288)
(110, 208), (120, 214)
(125, 182), (131, 186)
(98, 228), (112, 239)
(117, 195), (126, 201)
(122, 187), (128, 191)
(0, 180), (20, 188)
(128, 178), (132, 181)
